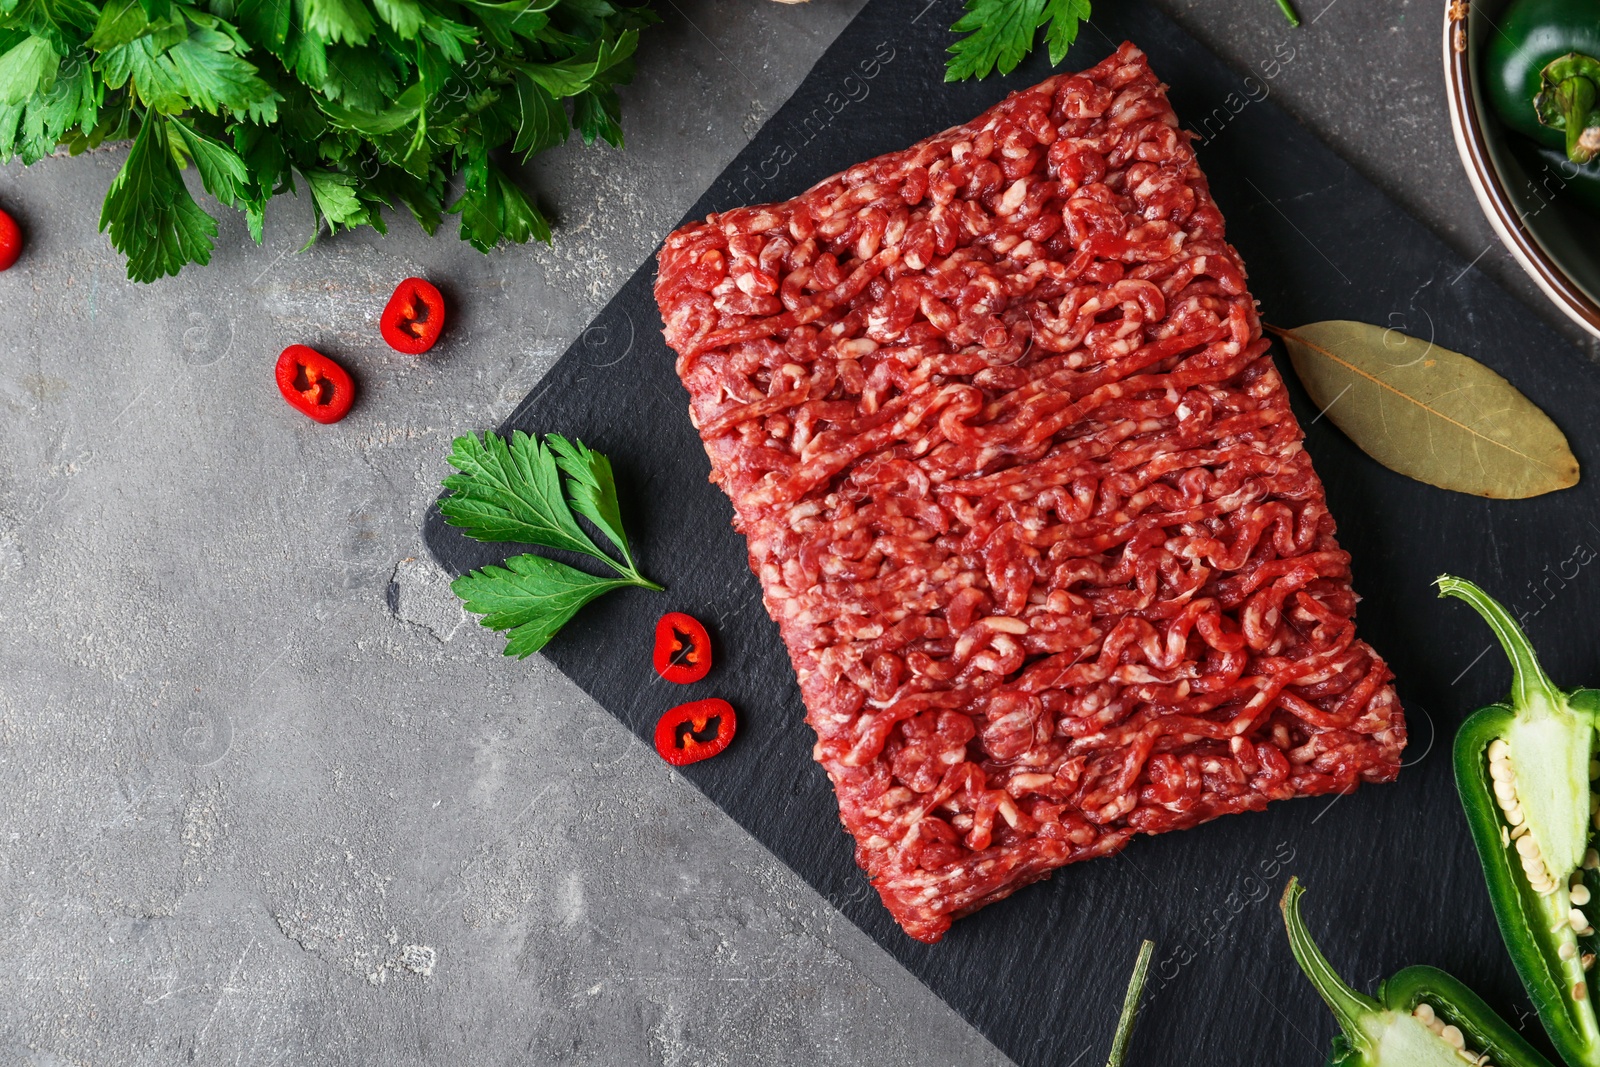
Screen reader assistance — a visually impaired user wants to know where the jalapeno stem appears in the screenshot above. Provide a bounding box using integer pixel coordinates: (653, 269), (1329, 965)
(1436, 575), (1563, 711)
(1555, 74), (1598, 162)
(1272, 0), (1302, 28)
(1282, 878), (1383, 1041)
(1537, 53), (1600, 164)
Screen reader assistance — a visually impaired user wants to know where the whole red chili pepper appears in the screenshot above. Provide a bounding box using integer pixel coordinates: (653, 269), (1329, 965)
(0, 207), (23, 271)
(652, 611), (713, 684)
(275, 344), (355, 424)
(654, 698), (736, 766)
(380, 277), (446, 354)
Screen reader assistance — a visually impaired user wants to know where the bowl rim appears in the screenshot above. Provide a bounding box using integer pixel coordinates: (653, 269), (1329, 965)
(1443, 0), (1600, 339)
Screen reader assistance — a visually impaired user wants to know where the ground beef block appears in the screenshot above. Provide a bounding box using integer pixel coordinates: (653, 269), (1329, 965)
(653, 41), (1406, 944)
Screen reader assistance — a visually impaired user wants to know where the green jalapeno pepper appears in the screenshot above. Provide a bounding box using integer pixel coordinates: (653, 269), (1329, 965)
(1439, 575), (1600, 1066)
(1283, 877), (1557, 1067)
(1486, 0), (1600, 163)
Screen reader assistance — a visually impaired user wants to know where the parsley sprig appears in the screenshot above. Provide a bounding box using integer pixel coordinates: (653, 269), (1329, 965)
(0, 0), (655, 281)
(441, 430), (660, 658)
(945, 0), (1091, 82)
(944, 0), (1300, 82)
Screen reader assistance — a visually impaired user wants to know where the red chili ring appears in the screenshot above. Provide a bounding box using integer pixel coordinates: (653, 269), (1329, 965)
(0, 207), (23, 271)
(380, 277), (446, 354)
(275, 344), (356, 424)
(653, 698), (736, 766)
(652, 611), (713, 684)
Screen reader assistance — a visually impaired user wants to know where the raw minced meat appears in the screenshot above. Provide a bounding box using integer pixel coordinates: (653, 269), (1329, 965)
(654, 41), (1405, 944)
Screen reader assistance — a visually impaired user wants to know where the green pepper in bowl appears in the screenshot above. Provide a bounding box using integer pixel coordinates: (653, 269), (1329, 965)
(1486, 0), (1600, 162)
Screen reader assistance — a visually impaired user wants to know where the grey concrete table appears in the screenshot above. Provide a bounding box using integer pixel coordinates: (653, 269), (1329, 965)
(0, 1), (1586, 1064)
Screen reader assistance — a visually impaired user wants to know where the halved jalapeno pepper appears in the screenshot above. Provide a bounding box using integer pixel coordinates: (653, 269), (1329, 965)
(1439, 575), (1600, 1065)
(1283, 877), (1556, 1067)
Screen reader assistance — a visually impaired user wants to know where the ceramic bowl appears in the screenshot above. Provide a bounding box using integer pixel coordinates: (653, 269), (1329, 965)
(1444, 0), (1600, 340)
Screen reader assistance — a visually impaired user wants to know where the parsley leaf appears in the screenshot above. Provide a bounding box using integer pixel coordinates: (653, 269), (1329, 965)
(300, 0), (373, 46)
(5, 0), (99, 52)
(572, 84), (621, 147)
(301, 166), (372, 238)
(442, 430), (661, 657)
(546, 433), (634, 569)
(0, 34), (60, 104)
(448, 152), (550, 252)
(169, 115), (248, 208)
(86, 0), (151, 50)
(97, 31), (191, 113)
(166, 27), (278, 121)
(1040, 0), (1090, 65)
(0, 45), (96, 163)
(442, 430), (614, 566)
(518, 27), (636, 99)
(370, 0), (422, 39)
(453, 554), (634, 658)
(232, 0), (290, 52)
(945, 0), (1090, 82)
(512, 72), (565, 158)
(99, 112), (218, 281)
(360, 160), (442, 234)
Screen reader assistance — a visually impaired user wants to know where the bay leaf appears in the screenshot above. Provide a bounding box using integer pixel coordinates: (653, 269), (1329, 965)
(1268, 321), (1578, 499)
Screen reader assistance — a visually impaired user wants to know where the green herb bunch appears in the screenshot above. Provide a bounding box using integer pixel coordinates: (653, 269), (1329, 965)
(0, 0), (655, 281)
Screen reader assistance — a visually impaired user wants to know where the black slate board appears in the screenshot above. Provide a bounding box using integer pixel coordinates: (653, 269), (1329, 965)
(425, 1), (1600, 1062)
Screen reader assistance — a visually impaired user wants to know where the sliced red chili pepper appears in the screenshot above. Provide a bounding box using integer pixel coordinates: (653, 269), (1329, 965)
(275, 344), (355, 424)
(652, 611), (713, 684)
(380, 277), (446, 354)
(654, 698), (736, 766)
(0, 207), (22, 271)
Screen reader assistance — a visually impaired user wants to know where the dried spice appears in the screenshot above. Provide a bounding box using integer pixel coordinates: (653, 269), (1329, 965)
(1269, 321), (1578, 498)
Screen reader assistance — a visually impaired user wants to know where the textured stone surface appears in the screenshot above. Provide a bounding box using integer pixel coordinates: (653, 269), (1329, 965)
(0, 0), (1583, 1064)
